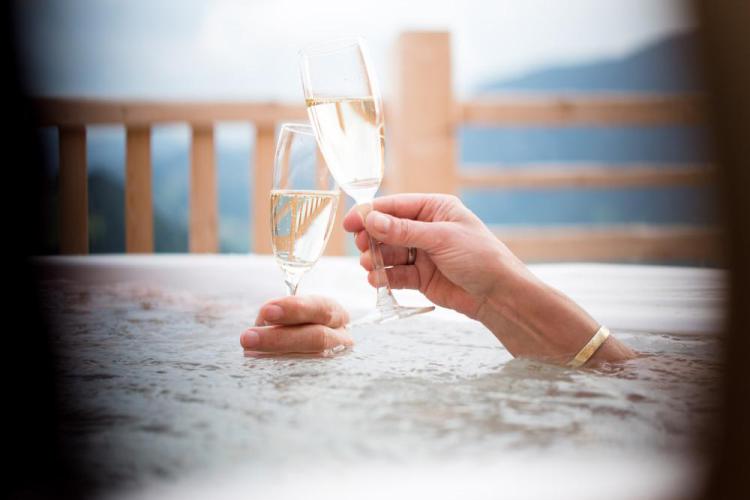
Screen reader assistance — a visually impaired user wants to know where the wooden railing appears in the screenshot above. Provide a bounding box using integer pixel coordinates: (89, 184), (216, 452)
(388, 32), (718, 263)
(36, 31), (720, 263)
(36, 99), (326, 255)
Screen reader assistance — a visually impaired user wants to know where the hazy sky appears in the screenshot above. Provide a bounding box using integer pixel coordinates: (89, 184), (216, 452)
(14, 0), (695, 99)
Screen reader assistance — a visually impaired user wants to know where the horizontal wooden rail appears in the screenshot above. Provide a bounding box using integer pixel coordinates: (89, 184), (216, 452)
(35, 98), (307, 127)
(460, 164), (715, 189)
(494, 225), (722, 262)
(461, 95), (704, 126)
(37, 95), (704, 128)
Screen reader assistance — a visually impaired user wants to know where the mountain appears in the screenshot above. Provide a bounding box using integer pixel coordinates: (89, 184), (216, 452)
(477, 31), (702, 93)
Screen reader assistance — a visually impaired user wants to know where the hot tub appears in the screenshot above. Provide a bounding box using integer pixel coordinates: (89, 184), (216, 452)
(37, 255), (725, 500)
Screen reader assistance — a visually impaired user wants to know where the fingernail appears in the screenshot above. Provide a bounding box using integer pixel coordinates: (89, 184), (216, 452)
(263, 304), (283, 321)
(370, 212), (391, 233)
(241, 329), (260, 349)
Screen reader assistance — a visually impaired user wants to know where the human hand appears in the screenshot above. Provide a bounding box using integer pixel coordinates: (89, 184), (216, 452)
(343, 194), (533, 319)
(343, 193), (634, 365)
(240, 295), (352, 354)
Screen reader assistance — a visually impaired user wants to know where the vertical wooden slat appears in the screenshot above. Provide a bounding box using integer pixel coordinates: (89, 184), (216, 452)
(253, 124), (275, 253)
(324, 195), (346, 256)
(190, 124), (218, 253)
(315, 149), (345, 256)
(390, 31), (456, 194)
(58, 126), (88, 254)
(125, 126), (153, 253)
(315, 149), (329, 190)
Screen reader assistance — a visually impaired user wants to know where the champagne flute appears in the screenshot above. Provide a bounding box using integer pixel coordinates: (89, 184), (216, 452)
(299, 38), (434, 323)
(270, 123), (340, 296)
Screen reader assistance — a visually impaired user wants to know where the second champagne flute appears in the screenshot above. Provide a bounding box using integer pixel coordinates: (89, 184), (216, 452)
(299, 38), (434, 323)
(270, 123), (340, 296)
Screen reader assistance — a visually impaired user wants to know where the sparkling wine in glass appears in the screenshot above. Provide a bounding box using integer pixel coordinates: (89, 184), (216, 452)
(299, 38), (434, 323)
(270, 123), (340, 296)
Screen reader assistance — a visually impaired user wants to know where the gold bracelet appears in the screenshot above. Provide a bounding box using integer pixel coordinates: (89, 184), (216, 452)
(567, 326), (611, 368)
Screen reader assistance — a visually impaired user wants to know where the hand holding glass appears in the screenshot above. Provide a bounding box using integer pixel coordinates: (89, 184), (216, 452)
(300, 38), (434, 323)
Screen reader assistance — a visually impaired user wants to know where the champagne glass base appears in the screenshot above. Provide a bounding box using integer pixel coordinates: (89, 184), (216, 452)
(350, 305), (435, 326)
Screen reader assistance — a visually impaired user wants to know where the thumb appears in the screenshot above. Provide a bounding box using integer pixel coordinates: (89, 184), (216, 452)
(365, 210), (438, 250)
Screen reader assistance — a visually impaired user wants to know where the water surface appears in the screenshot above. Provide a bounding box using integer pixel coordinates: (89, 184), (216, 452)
(38, 257), (723, 499)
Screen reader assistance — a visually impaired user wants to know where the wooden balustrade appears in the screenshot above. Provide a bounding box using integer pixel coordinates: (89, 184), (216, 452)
(35, 30), (719, 263)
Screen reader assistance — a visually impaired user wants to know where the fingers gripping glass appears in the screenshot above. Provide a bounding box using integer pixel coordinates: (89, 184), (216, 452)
(299, 38), (434, 323)
(270, 124), (340, 296)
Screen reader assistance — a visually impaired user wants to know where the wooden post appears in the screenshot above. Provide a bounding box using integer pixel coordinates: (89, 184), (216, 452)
(695, 2), (750, 497)
(323, 195), (346, 256)
(390, 32), (457, 194)
(190, 124), (218, 253)
(58, 126), (88, 254)
(253, 124), (275, 253)
(316, 150), (346, 256)
(125, 126), (153, 253)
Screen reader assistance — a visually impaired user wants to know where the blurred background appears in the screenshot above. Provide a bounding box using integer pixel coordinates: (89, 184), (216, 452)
(16, 0), (715, 262)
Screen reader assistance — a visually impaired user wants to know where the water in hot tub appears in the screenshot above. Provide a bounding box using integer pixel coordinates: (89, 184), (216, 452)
(40, 278), (722, 499)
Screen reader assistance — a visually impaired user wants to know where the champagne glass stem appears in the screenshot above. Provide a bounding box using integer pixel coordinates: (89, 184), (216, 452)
(284, 269), (305, 296)
(285, 279), (299, 297)
(350, 231), (433, 325)
(367, 233), (399, 313)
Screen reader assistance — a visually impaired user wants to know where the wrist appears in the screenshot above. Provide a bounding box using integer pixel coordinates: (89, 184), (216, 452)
(473, 246), (634, 365)
(476, 259), (542, 328)
(475, 257), (600, 361)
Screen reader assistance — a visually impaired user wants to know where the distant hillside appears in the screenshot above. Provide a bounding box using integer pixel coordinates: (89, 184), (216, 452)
(478, 31), (702, 93)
